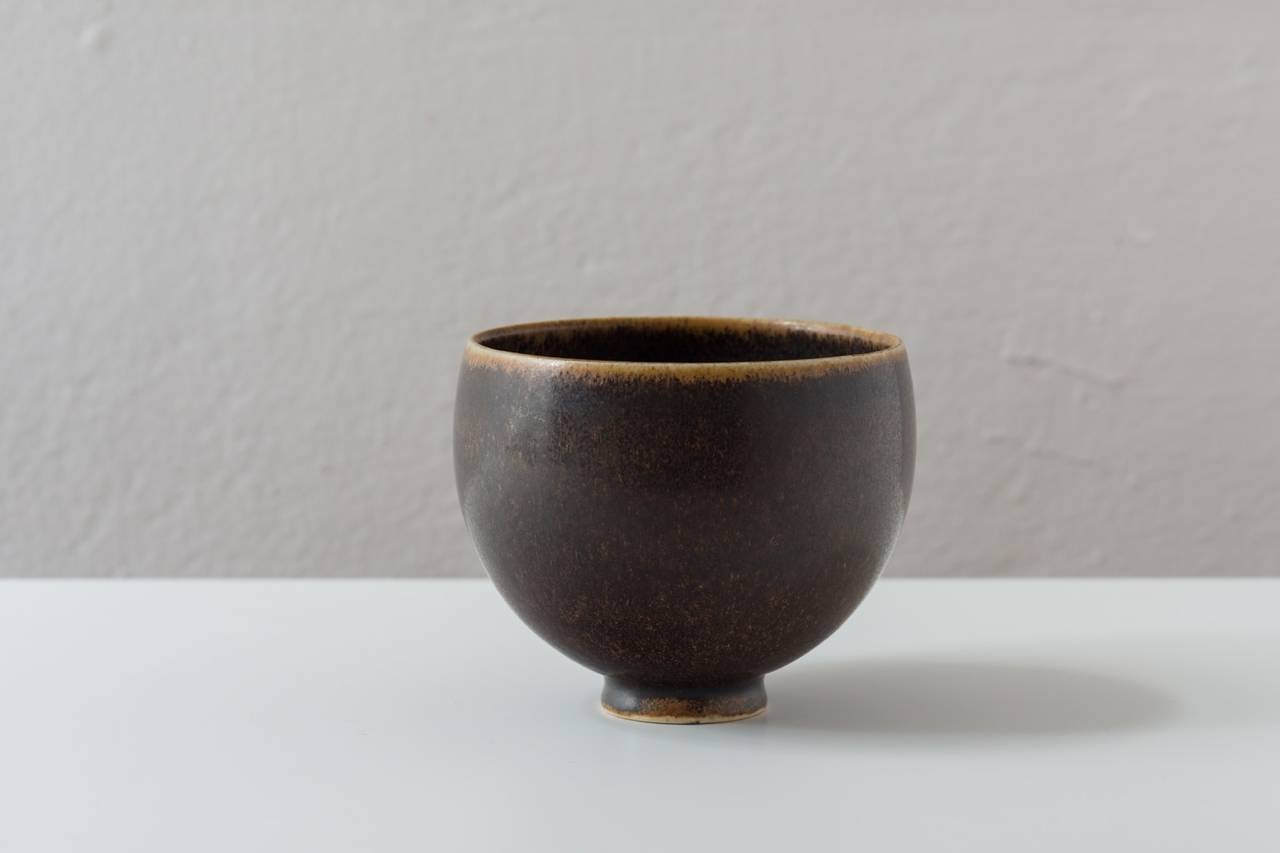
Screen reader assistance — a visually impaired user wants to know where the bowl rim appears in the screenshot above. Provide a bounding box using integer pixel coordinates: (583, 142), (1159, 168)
(464, 316), (906, 380)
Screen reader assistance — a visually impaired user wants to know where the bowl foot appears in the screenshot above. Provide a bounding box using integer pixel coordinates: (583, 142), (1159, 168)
(600, 676), (766, 724)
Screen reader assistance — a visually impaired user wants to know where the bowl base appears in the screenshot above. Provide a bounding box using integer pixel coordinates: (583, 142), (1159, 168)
(600, 676), (766, 724)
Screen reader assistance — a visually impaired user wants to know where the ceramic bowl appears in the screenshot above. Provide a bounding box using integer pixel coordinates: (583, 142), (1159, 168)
(454, 317), (914, 723)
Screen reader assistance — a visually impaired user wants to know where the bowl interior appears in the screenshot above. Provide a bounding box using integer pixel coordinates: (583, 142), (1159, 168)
(472, 317), (897, 365)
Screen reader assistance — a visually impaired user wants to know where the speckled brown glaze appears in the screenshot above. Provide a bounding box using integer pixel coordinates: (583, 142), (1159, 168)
(454, 317), (914, 724)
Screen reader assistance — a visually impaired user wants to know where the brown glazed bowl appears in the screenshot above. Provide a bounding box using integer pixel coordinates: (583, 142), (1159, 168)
(454, 317), (914, 723)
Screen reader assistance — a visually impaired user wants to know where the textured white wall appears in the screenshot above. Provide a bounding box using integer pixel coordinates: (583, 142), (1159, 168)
(3, 2), (1277, 577)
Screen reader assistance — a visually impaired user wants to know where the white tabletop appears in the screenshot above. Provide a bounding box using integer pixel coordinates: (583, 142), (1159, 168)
(1, 579), (1277, 852)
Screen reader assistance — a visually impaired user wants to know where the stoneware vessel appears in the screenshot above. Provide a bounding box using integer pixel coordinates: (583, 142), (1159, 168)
(454, 317), (914, 723)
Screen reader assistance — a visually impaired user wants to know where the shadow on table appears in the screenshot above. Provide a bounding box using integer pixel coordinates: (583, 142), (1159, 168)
(752, 657), (1178, 738)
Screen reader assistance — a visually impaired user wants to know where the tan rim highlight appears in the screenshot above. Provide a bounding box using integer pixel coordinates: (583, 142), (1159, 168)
(465, 316), (905, 382)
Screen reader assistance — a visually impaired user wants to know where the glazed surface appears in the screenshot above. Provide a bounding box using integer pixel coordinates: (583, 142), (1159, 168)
(454, 318), (915, 689)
